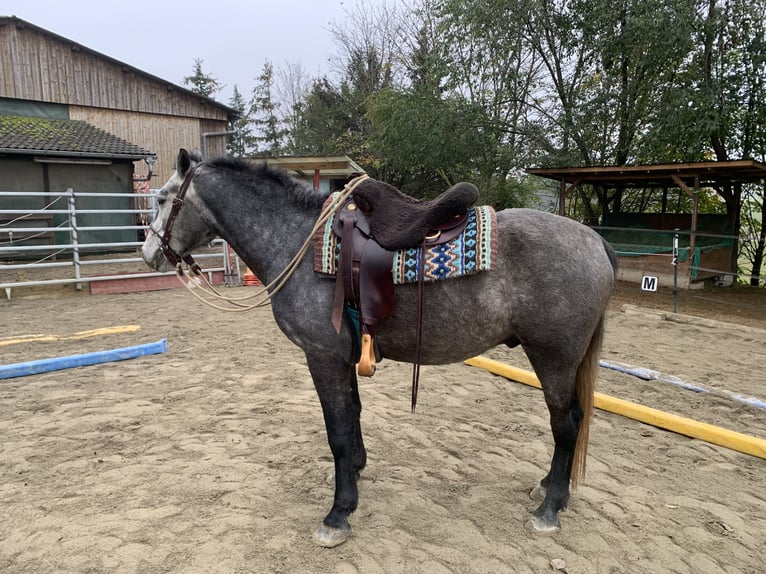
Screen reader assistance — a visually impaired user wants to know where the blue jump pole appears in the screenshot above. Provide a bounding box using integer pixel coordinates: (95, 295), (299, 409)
(0, 339), (167, 380)
(599, 358), (766, 411)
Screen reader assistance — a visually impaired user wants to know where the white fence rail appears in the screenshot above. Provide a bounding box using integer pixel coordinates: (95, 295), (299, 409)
(0, 188), (240, 299)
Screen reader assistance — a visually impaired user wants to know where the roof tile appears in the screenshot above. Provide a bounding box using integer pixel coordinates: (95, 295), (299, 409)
(0, 115), (154, 159)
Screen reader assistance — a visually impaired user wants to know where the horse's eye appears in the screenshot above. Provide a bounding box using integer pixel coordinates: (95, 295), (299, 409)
(157, 196), (167, 206)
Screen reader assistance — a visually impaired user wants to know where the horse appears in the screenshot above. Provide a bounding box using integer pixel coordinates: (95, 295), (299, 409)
(142, 148), (617, 547)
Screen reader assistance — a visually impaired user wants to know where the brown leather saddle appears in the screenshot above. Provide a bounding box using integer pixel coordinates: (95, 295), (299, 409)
(351, 179), (480, 251)
(330, 179), (479, 396)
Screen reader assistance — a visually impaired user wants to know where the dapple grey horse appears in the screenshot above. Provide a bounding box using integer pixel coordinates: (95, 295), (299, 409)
(142, 149), (617, 546)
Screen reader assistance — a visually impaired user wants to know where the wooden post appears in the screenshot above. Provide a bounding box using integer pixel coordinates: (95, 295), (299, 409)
(671, 174), (699, 267)
(558, 178), (582, 217)
(558, 181), (566, 215)
(690, 183), (699, 256)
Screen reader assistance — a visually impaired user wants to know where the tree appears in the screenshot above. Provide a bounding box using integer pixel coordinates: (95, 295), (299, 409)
(654, 0), (766, 278)
(183, 58), (223, 99)
(290, 78), (349, 156)
(288, 0), (413, 177)
(226, 85), (255, 157)
(289, 44), (394, 176)
(274, 61), (312, 154)
(250, 61), (288, 156)
(434, 0), (554, 206)
(740, 184), (766, 285)
(327, 0), (409, 86)
(518, 0), (701, 221)
(367, 88), (496, 197)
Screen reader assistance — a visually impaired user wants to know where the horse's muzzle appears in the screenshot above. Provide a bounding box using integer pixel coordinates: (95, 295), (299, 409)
(141, 235), (172, 273)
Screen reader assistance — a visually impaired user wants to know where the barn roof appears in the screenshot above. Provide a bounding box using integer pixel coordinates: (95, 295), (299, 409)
(0, 115), (154, 160)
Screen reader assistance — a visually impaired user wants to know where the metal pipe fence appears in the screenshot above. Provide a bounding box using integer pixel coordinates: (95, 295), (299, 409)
(0, 188), (240, 298)
(3, 188), (762, 296)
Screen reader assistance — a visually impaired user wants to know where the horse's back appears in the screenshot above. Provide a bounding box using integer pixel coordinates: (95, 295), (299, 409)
(498, 208), (615, 289)
(375, 208), (615, 364)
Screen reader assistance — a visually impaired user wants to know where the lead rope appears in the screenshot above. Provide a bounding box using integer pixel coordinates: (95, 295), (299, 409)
(173, 174), (369, 312)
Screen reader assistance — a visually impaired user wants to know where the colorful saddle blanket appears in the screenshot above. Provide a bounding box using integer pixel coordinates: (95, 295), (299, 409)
(314, 194), (498, 284)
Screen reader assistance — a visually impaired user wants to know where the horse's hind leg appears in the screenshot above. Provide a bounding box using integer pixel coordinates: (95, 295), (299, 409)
(304, 351), (366, 547)
(519, 345), (582, 532)
(533, 382), (582, 532)
(524, 319), (602, 531)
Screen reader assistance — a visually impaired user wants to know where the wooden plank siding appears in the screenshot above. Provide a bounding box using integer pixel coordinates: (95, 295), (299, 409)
(1, 17), (234, 183)
(68, 106), (224, 180)
(1, 21), (229, 120)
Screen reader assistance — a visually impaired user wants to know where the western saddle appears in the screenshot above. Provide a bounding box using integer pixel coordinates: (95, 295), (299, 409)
(330, 178), (479, 409)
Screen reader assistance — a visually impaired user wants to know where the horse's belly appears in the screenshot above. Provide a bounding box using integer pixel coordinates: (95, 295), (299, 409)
(374, 280), (513, 364)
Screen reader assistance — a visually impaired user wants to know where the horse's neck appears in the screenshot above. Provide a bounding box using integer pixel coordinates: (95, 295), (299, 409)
(206, 186), (320, 285)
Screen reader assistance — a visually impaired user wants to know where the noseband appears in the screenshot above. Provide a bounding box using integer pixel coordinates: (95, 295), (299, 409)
(154, 164), (202, 275)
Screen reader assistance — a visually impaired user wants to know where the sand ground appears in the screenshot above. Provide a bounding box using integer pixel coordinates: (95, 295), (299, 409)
(1, 282), (765, 573)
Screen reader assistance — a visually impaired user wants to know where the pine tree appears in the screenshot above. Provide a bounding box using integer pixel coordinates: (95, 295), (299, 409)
(183, 58), (223, 99)
(250, 61), (288, 156)
(226, 85), (255, 156)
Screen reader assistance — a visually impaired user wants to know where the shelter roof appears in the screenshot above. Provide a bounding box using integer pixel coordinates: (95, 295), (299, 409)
(0, 115), (154, 160)
(526, 160), (766, 188)
(257, 156), (366, 179)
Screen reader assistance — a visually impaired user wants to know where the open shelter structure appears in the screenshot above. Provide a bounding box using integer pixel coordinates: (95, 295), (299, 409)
(254, 156), (365, 194)
(527, 160), (766, 288)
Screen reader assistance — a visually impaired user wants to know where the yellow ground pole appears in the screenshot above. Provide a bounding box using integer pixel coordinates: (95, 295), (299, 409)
(464, 355), (766, 460)
(0, 325), (141, 347)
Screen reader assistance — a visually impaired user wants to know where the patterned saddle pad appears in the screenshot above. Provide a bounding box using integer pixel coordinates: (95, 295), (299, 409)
(314, 196), (497, 284)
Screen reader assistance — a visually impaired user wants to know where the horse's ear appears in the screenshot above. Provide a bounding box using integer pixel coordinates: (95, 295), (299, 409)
(176, 148), (192, 177)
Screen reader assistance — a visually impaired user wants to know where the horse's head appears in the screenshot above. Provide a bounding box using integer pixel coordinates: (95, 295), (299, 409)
(141, 148), (217, 272)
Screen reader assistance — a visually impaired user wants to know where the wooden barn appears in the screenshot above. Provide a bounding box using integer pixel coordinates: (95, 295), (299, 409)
(0, 15), (236, 184)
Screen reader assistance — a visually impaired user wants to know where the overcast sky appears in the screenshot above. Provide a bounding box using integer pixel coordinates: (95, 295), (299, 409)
(3, 0), (361, 104)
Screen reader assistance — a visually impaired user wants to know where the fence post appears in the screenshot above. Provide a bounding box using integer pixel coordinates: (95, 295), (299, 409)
(672, 228), (679, 313)
(67, 188), (82, 290)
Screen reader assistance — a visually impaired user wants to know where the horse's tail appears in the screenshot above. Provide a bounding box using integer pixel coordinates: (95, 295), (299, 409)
(601, 236), (619, 277)
(571, 239), (616, 486)
(571, 313), (605, 488)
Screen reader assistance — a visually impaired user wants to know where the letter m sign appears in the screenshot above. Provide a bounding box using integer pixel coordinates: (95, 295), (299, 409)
(641, 275), (659, 292)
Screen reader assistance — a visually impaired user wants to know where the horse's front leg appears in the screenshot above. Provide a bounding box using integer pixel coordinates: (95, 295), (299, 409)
(304, 351), (366, 547)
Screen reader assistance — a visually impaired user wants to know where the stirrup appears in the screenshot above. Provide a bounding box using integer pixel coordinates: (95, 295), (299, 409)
(357, 333), (377, 376)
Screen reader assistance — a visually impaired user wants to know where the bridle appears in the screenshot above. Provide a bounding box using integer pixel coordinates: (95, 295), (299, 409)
(148, 169), (369, 312)
(153, 164), (202, 275)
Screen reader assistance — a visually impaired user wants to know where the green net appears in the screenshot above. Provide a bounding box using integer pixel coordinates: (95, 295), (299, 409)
(598, 213), (733, 278)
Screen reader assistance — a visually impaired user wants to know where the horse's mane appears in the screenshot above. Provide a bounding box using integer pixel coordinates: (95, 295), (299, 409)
(206, 156), (326, 208)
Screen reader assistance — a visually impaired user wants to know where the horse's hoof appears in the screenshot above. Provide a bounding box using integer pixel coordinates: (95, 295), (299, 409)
(530, 514), (561, 533)
(313, 523), (351, 547)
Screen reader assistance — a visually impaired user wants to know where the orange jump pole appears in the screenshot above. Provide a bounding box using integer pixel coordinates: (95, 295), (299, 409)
(0, 325), (141, 347)
(464, 356), (766, 460)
